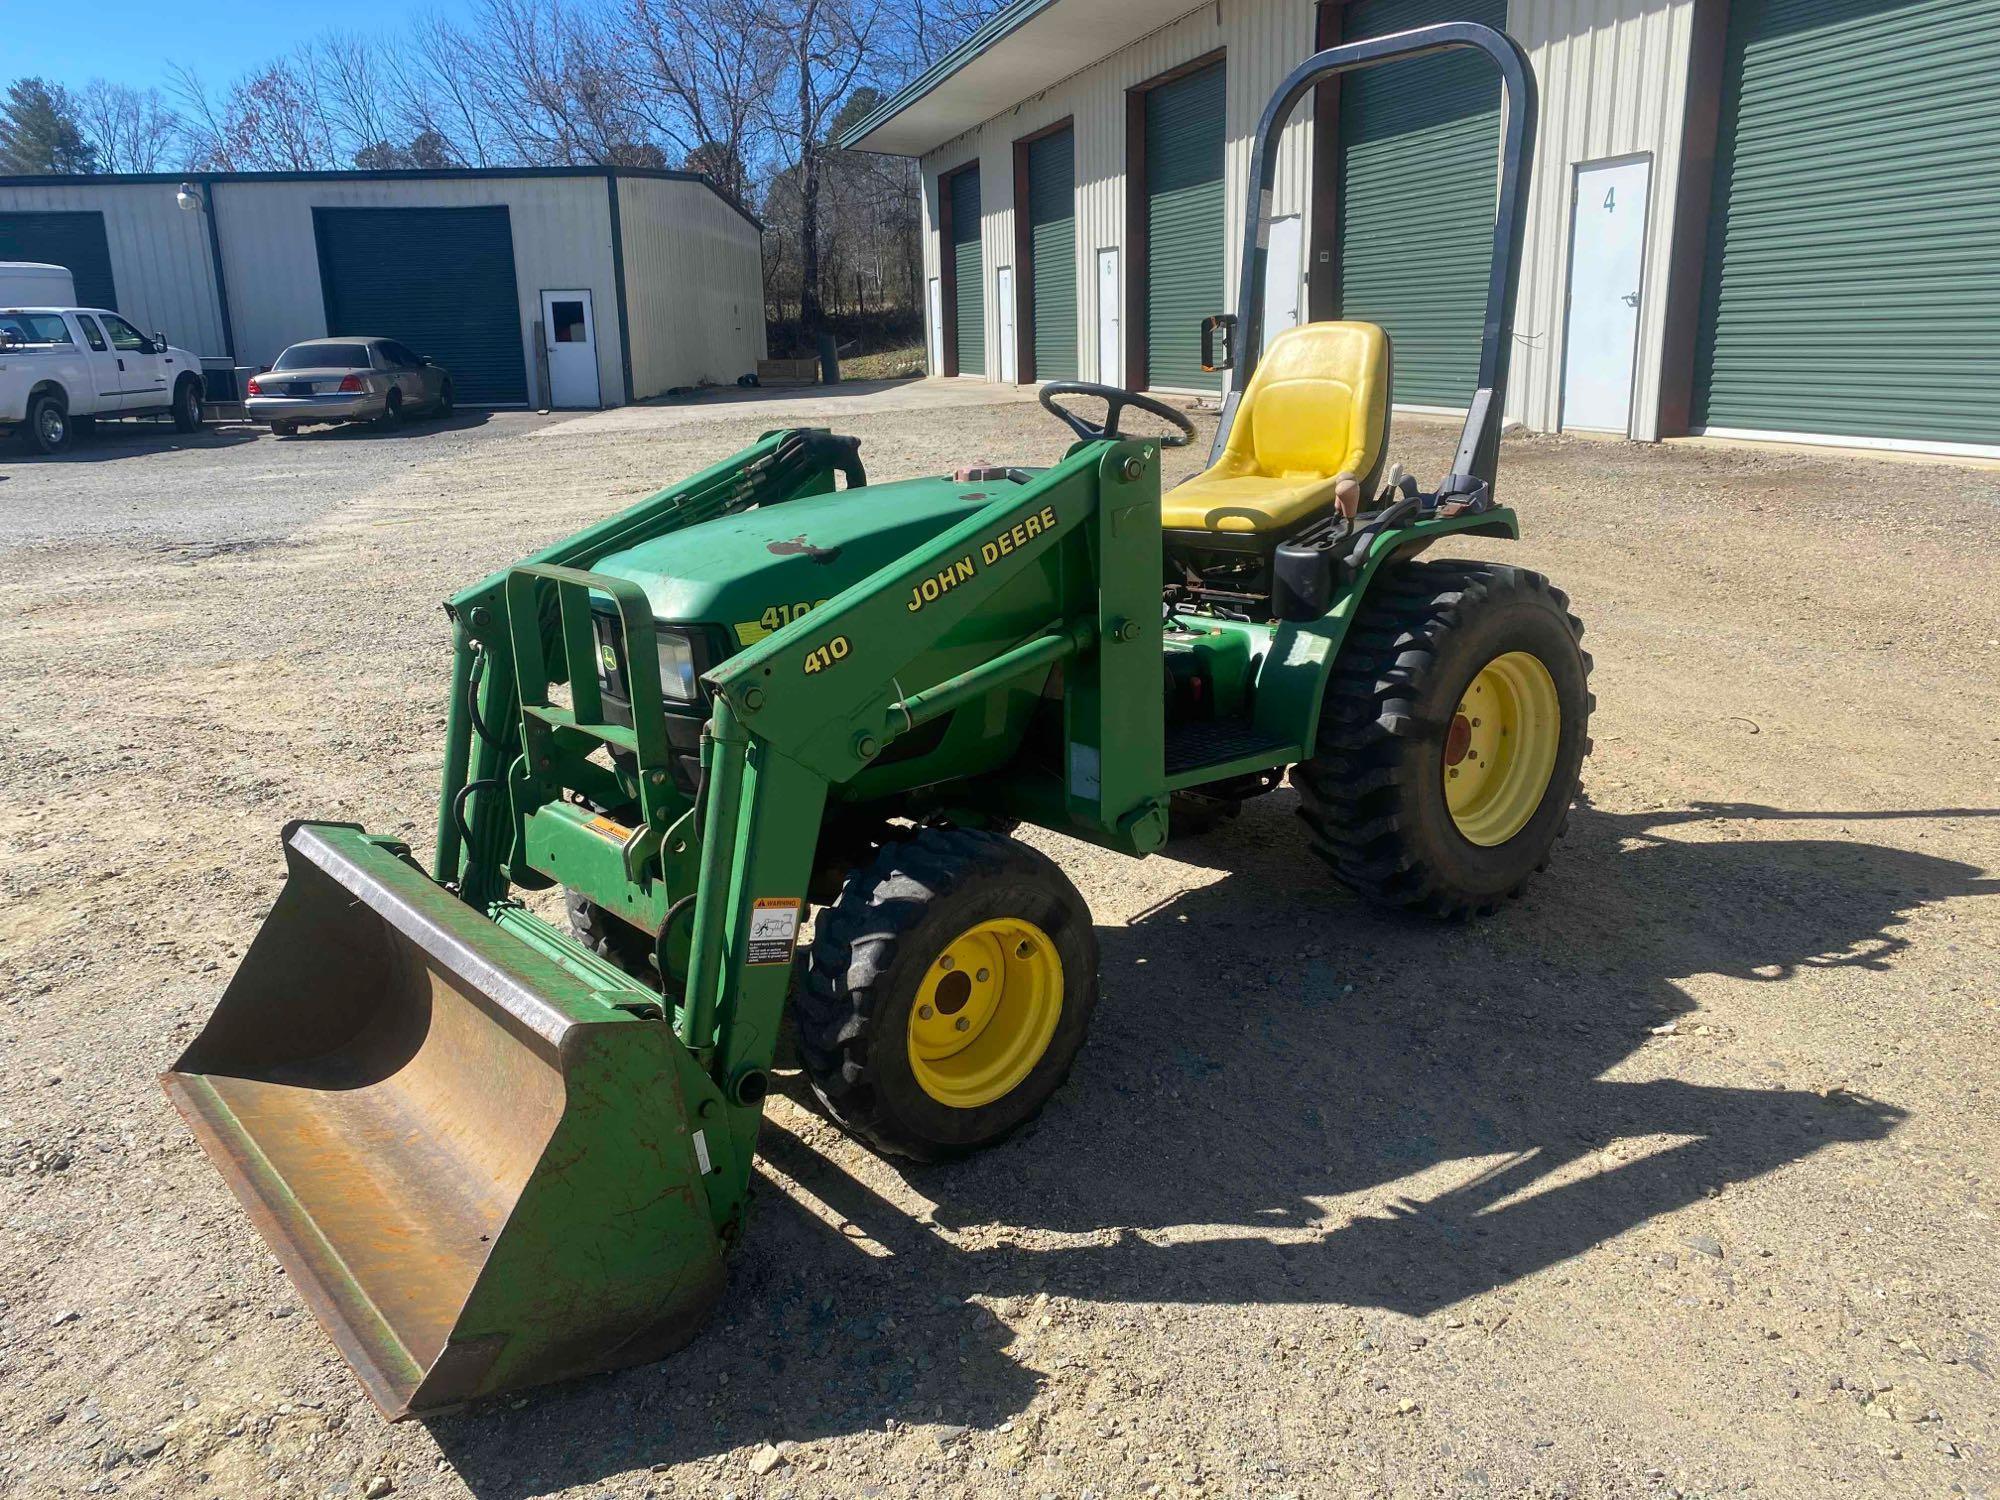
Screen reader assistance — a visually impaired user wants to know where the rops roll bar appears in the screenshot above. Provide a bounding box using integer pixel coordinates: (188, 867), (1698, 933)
(1208, 21), (1537, 499)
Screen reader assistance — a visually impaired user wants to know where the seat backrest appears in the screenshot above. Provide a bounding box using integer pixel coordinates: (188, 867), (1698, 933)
(1225, 321), (1389, 483)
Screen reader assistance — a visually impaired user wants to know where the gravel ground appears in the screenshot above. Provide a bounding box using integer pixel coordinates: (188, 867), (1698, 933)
(0, 386), (1995, 1500)
(0, 409), (578, 549)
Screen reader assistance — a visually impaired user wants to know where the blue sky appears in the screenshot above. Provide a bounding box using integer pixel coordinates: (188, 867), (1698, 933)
(12, 0), (483, 95)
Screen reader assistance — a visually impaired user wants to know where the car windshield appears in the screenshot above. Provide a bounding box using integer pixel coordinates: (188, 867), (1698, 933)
(273, 342), (370, 370)
(0, 312), (74, 346)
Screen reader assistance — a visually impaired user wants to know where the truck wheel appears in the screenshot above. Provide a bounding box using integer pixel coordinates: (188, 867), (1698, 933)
(25, 392), (70, 455)
(797, 827), (1098, 1161)
(1293, 560), (1592, 918)
(172, 375), (204, 433)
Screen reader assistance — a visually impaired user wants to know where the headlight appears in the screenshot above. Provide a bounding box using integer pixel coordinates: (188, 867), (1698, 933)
(655, 627), (699, 702)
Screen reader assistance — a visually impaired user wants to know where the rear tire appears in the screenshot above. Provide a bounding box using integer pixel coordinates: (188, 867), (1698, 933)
(24, 392), (69, 455)
(1293, 560), (1592, 917)
(270, 421), (298, 437)
(377, 391), (402, 430)
(796, 828), (1098, 1161)
(434, 379), (455, 418)
(172, 375), (204, 433)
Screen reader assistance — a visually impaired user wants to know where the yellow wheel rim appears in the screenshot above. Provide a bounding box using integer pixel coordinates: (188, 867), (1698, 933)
(1443, 650), (1561, 847)
(906, 917), (1063, 1108)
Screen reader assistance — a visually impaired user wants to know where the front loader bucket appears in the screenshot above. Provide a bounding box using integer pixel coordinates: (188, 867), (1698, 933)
(162, 822), (727, 1418)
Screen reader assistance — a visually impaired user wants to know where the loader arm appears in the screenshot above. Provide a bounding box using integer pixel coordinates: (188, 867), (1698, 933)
(676, 435), (1168, 1171)
(436, 427), (863, 906)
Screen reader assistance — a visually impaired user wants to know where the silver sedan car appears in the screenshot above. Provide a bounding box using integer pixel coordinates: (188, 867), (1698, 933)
(245, 337), (454, 434)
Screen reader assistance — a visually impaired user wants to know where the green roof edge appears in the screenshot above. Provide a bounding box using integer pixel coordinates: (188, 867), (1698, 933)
(837, 0), (1064, 154)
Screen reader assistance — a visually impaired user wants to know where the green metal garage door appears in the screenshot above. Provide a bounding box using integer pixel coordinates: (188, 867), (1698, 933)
(1026, 128), (1077, 382)
(1145, 60), (1226, 393)
(0, 211), (116, 310)
(1694, 0), (2000, 446)
(313, 206), (526, 406)
(948, 168), (985, 376)
(1338, 0), (1506, 407)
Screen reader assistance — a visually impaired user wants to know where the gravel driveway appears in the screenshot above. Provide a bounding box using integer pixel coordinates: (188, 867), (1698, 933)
(0, 383), (1994, 1500)
(0, 409), (578, 549)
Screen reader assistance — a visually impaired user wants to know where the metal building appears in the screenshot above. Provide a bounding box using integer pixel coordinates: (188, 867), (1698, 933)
(0, 168), (767, 410)
(844, 0), (2000, 457)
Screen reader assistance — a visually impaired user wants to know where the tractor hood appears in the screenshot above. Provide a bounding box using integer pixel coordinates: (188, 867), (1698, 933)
(593, 474), (1015, 648)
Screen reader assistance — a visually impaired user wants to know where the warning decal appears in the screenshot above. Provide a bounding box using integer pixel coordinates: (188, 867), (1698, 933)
(746, 897), (804, 965)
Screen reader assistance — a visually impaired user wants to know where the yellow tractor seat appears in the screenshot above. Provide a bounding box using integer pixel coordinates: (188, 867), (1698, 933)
(1162, 320), (1390, 536)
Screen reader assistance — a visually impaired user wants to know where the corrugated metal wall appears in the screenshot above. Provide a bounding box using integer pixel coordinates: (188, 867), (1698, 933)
(0, 181), (226, 359)
(1507, 0), (1695, 440)
(617, 178), (767, 399)
(916, 0), (1698, 441)
(211, 176), (620, 407)
(921, 0), (1314, 389)
(1693, 0), (2000, 448)
(1338, 0), (1508, 408)
(1145, 60), (1230, 393)
(950, 168), (987, 373)
(1026, 129), (1079, 381)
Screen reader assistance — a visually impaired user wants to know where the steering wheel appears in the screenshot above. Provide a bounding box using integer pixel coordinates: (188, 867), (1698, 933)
(1039, 381), (1197, 448)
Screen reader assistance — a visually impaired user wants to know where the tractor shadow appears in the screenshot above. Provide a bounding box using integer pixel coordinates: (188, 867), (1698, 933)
(429, 797), (1993, 1496)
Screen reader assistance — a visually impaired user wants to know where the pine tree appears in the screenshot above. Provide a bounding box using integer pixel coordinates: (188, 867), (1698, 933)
(0, 78), (98, 174)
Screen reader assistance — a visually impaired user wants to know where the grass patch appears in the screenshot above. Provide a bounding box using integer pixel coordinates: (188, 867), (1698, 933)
(839, 344), (926, 381)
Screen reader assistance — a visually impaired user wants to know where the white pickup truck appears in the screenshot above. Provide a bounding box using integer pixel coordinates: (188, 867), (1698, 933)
(0, 307), (206, 455)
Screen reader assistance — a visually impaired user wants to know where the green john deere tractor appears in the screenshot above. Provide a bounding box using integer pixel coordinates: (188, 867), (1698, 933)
(165, 22), (1587, 1418)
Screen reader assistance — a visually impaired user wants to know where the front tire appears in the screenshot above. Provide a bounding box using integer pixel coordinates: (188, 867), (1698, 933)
(24, 392), (69, 454)
(564, 889), (658, 987)
(434, 379), (455, 418)
(172, 376), (204, 432)
(1294, 560), (1592, 917)
(797, 828), (1099, 1161)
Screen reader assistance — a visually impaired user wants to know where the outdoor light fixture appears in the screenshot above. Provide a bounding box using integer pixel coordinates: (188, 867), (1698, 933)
(176, 182), (203, 213)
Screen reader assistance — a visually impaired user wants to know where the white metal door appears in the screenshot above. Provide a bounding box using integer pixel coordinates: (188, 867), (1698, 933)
(927, 277), (943, 374)
(996, 266), (1018, 383)
(540, 289), (602, 409)
(98, 312), (165, 410)
(1561, 157), (1650, 433)
(72, 314), (128, 408)
(1262, 215), (1303, 344)
(1096, 249), (1120, 385)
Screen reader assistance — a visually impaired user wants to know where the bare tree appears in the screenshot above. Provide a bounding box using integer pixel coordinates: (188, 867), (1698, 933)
(301, 34), (398, 163)
(384, 14), (496, 166)
(168, 58), (339, 171)
(758, 0), (882, 332)
(887, 0), (995, 73)
(76, 81), (183, 172)
(623, 0), (775, 202)
(455, 0), (655, 165)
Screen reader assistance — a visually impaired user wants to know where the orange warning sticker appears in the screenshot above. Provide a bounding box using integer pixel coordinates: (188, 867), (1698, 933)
(585, 814), (632, 842)
(746, 897), (803, 965)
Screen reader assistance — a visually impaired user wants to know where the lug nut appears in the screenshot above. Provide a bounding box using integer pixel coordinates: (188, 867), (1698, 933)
(976, 968), (990, 982)
(954, 1017), (970, 1032)
(940, 956), (955, 970)
(918, 1004), (934, 1020)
